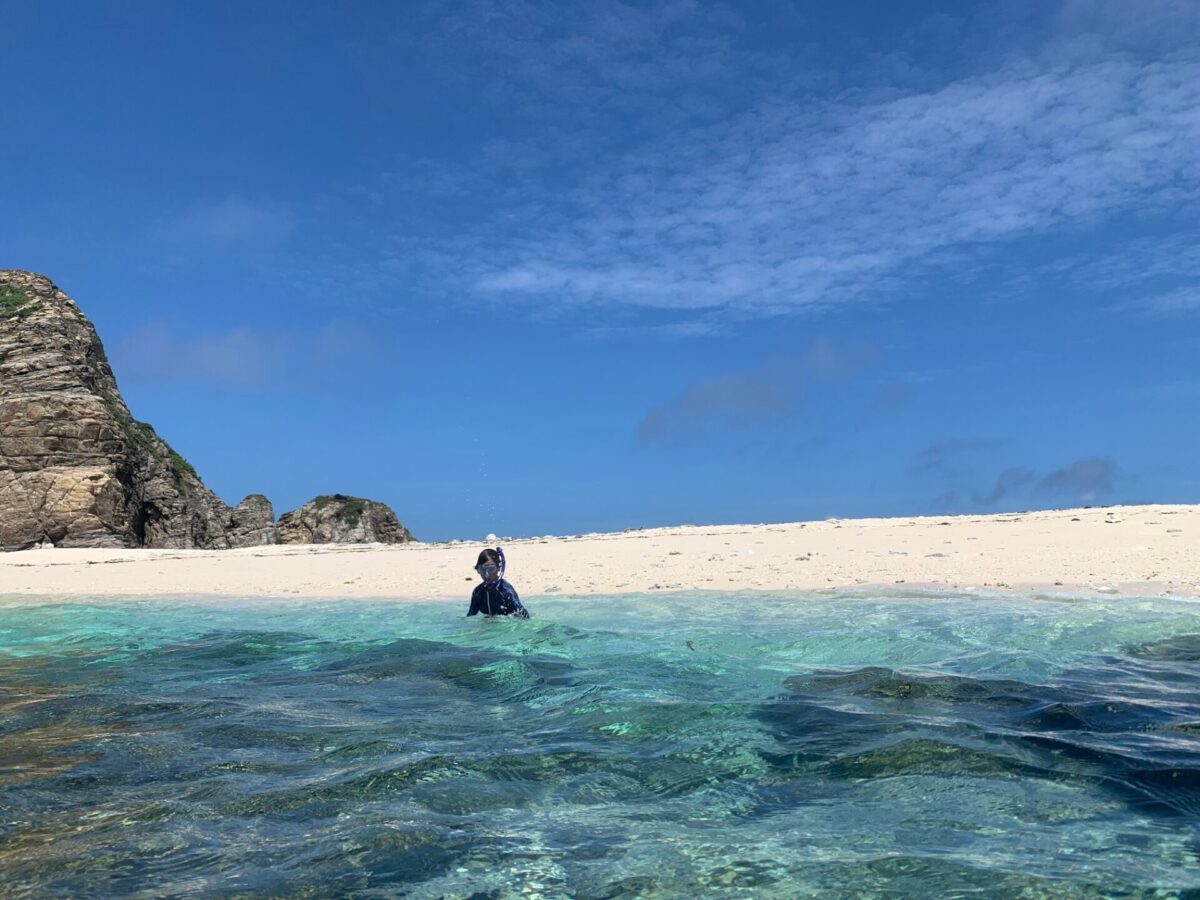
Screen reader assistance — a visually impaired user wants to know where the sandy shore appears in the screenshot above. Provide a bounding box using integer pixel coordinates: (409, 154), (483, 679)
(1, 504), (1197, 602)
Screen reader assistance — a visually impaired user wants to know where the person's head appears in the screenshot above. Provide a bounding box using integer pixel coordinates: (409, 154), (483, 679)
(475, 548), (502, 582)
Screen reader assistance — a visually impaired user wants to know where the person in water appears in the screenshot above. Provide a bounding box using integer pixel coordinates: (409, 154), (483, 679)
(467, 547), (530, 618)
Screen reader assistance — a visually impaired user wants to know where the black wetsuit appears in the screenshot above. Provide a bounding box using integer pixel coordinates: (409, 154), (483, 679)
(467, 578), (530, 618)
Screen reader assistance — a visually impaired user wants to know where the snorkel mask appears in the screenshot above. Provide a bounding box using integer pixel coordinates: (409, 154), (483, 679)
(475, 546), (506, 582)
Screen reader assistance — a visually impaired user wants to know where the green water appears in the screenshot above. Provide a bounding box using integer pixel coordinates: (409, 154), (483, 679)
(1, 590), (1199, 897)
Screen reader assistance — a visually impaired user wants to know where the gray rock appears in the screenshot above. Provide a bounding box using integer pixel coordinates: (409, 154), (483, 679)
(277, 494), (415, 545)
(1, 271), (414, 551)
(228, 494), (279, 547)
(0, 270), (272, 550)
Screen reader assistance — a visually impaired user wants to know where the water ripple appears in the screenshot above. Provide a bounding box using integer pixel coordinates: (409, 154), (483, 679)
(1, 591), (1198, 896)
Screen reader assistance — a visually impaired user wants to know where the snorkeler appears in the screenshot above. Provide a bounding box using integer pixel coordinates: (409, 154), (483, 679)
(466, 547), (530, 618)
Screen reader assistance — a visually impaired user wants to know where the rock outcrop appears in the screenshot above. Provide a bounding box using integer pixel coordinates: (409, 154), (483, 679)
(227, 494), (279, 547)
(277, 494), (415, 545)
(0, 270), (277, 550)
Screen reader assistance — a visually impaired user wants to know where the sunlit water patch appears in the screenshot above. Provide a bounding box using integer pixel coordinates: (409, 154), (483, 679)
(2, 591), (1199, 897)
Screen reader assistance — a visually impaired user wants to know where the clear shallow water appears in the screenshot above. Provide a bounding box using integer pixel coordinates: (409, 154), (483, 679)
(2, 591), (1199, 898)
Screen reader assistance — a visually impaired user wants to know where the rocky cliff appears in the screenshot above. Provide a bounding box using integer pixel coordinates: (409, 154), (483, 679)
(0, 271), (280, 550)
(277, 494), (415, 545)
(1, 270), (416, 551)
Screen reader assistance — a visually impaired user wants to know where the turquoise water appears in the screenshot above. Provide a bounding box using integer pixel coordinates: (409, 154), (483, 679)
(2, 590), (1199, 898)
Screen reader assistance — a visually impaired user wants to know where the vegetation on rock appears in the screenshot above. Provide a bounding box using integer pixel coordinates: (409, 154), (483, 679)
(0, 285), (41, 319)
(314, 493), (367, 524)
(277, 494), (412, 545)
(101, 394), (198, 489)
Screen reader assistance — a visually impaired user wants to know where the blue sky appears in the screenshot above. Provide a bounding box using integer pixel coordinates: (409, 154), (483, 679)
(4, 0), (1198, 541)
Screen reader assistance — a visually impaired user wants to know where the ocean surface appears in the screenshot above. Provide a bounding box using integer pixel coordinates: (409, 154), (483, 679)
(2, 590), (1199, 898)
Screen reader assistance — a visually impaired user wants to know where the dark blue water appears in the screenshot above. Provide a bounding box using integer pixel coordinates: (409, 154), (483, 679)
(2, 591), (1199, 897)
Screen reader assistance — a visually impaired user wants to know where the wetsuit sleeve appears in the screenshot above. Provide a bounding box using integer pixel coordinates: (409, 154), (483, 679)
(504, 582), (530, 619)
(467, 585), (482, 616)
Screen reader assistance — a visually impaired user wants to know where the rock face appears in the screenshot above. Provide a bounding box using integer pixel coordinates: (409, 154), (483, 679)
(277, 494), (415, 545)
(227, 494), (279, 548)
(1, 270), (413, 551)
(0, 270), (277, 550)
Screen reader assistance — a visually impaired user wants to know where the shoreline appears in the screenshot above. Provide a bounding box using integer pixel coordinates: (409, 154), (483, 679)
(1, 504), (1197, 602)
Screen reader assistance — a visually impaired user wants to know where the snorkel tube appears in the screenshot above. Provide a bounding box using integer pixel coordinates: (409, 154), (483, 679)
(496, 546), (506, 580)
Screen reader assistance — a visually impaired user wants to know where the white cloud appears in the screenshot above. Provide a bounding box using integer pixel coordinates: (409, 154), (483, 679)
(1000, 230), (1200, 315)
(425, 0), (742, 102)
(453, 51), (1200, 314)
(352, 0), (1200, 322)
(314, 2), (1200, 329)
(164, 196), (295, 254)
(1049, 233), (1200, 289)
(1136, 287), (1200, 314)
(1056, 0), (1200, 45)
(111, 323), (378, 388)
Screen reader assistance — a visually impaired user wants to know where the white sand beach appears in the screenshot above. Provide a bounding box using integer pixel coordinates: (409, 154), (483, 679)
(1, 504), (1196, 602)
